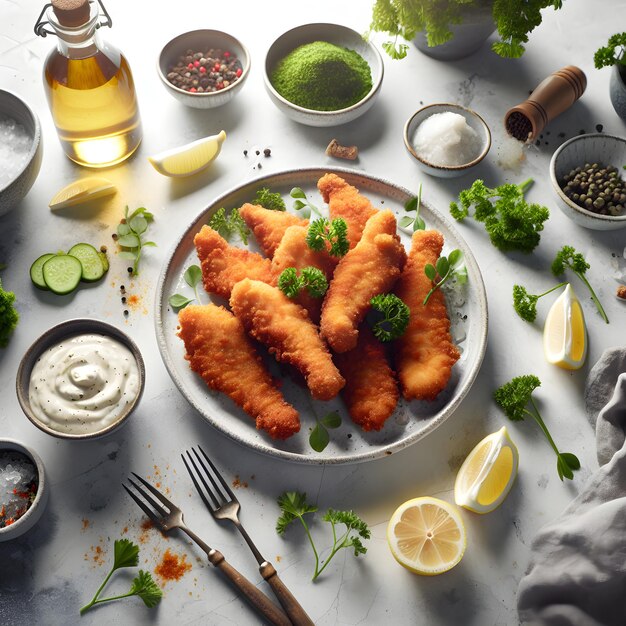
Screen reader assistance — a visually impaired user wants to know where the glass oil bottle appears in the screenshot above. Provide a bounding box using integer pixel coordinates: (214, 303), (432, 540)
(35, 0), (142, 168)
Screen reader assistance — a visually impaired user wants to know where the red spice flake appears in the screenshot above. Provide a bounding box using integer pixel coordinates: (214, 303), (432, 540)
(127, 294), (141, 310)
(121, 526), (129, 535)
(85, 544), (106, 566)
(81, 518), (91, 531)
(231, 475), (248, 489)
(155, 549), (192, 582)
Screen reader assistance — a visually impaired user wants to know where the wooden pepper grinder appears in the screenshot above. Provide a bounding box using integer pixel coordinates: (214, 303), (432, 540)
(504, 66), (587, 143)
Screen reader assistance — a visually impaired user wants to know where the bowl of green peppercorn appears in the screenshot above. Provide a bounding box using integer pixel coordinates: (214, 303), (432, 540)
(550, 133), (626, 230)
(264, 23), (384, 127)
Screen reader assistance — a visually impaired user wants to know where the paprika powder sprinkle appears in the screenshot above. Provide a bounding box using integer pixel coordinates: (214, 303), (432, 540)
(155, 548), (192, 582)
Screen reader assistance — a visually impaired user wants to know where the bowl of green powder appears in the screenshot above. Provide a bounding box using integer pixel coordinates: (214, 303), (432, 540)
(264, 23), (383, 126)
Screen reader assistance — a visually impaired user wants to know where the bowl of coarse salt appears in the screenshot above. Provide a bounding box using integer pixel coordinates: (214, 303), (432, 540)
(404, 103), (491, 178)
(0, 439), (49, 541)
(0, 90), (43, 216)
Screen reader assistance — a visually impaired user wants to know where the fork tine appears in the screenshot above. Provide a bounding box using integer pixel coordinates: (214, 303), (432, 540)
(123, 484), (164, 528)
(131, 472), (176, 511)
(197, 445), (238, 502)
(181, 452), (219, 511)
(128, 477), (169, 517)
(190, 447), (229, 505)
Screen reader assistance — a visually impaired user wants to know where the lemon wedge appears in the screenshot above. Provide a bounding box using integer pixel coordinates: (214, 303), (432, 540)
(454, 426), (518, 514)
(543, 283), (587, 370)
(49, 177), (116, 210)
(387, 497), (466, 575)
(148, 130), (226, 177)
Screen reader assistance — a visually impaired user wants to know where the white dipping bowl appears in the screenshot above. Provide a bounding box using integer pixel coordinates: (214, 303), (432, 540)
(550, 133), (626, 231)
(264, 23), (383, 127)
(0, 439), (48, 541)
(403, 103), (491, 178)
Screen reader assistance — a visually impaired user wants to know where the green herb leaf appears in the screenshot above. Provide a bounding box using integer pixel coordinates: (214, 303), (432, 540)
(321, 411), (341, 429)
(405, 196), (418, 212)
(305, 218), (349, 257)
(184, 265), (202, 289)
(290, 187), (307, 200)
(423, 249), (467, 305)
(208, 207), (250, 244)
(129, 215), (148, 235)
(0, 277), (19, 349)
(399, 216), (414, 228)
(253, 187), (286, 211)
(276, 491), (317, 535)
(118, 251), (138, 261)
(117, 234), (140, 248)
(113, 539), (140, 570)
(130, 570), (163, 608)
(117, 223), (131, 236)
(169, 294), (194, 309)
(368, 293), (410, 342)
(424, 264), (437, 281)
(116, 207), (156, 276)
(309, 422), (330, 452)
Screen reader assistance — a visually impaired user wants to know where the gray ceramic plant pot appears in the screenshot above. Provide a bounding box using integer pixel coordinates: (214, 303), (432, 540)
(413, 7), (495, 61)
(609, 64), (626, 121)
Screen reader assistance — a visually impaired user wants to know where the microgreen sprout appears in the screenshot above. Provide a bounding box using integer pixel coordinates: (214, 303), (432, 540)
(290, 187), (322, 219)
(398, 185), (425, 232)
(169, 264), (203, 310)
(116, 207), (156, 276)
(309, 411), (342, 452)
(368, 293), (409, 342)
(276, 491), (370, 581)
(551, 245), (608, 323)
(305, 218), (349, 257)
(253, 187), (286, 211)
(512, 282), (567, 322)
(494, 375), (581, 481)
(79, 539), (162, 615)
(278, 267), (328, 299)
(423, 249), (467, 305)
(208, 207), (250, 244)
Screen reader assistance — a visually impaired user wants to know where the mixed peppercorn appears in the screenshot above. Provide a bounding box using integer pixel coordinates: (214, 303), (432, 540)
(166, 48), (243, 93)
(560, 162), (626, 216)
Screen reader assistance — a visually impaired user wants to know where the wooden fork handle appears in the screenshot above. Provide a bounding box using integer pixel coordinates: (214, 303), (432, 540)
(208, 549), (291, 626)
(261, 562), (315, 626)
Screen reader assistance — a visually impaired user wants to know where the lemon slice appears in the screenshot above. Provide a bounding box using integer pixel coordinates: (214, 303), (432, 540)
(543, 283), (587, 370)
(387, 497), (466, 575)
(148, 130), (226, 177)
(49, 177), (116, 210)
(454, 426), (518, 514)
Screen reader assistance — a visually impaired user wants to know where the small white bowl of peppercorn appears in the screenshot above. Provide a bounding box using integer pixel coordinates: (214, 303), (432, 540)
(264, 23), (384, 127)
(158, 29), (250, 109)
(550, 133), (626, 231)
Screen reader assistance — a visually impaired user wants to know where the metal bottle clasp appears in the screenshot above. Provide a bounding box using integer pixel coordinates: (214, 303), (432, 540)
(34, 0), (112, 37)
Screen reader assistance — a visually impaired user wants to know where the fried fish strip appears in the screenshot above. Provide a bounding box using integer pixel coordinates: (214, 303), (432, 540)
(320, 210), (407, 353)
(334, 325), (399, 431)
(239, 203), (308, 258)
(272, 224), (339, 323)
(230, 279), (345, 401)
(178, 304), (300, 439)
(194, 225), (277, 299)
(394, 230), (460, 401)
(317, 173), (378, 248)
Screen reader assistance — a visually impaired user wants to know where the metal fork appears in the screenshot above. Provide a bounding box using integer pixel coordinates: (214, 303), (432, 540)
(182, 446), (314, 626)
(123, 473), (290, 626)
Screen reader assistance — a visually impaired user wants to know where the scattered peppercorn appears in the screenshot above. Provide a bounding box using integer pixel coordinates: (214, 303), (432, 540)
(166, 48), (242, 93)
(561, 162), (626, 216)
(112, 233), (118, 240)
(121, 296), (127, 304)
(263, 148), (271, 157)
(127, 267), (133, 274)
(243, 150), (248, 156)
(120, 285), (125, 292)
(596, 124), (604, 132)
(123, 310), (129, 317)
(255, 150), (260, 156)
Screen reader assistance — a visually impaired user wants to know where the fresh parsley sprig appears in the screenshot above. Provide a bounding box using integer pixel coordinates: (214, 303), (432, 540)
(512, 282), (567, 322)
(169, 264), (203, 310)
(494, 375), (581, 481)
(305, 218), (349, 257)
(594, 33), (626, 69)
(276, 492), (370, 581)
(290, 187), (322, 218)
(398, 185), (425, 232)
(117, 207), (156, 276)
(551, 245), (608, 324)
(208, 207), (250, 244)
(278, 267), (328, 299)
(253, 187), (286, 211)
(450, 179), (550, 253)
(310, 411), (342, 452)
(368, 293), (409, 342)
(423, 249), (467, 305)
(79, 539), (162, 615)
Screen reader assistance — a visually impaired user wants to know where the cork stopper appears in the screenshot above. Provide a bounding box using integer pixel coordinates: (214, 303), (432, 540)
(504, 66), (587, 143)
(51, 0), (91, 27)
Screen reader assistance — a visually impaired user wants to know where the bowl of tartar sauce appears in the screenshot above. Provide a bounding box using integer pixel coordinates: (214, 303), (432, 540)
(16, 319), (145, 439)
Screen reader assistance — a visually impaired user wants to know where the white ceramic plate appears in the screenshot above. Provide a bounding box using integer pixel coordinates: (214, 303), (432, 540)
(155, 168), (488, 464)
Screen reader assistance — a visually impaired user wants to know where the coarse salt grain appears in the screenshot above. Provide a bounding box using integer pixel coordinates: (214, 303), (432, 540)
(0, 451), (37, 528)
(413, 112), (482, 167)
(0, 116), (32, 188)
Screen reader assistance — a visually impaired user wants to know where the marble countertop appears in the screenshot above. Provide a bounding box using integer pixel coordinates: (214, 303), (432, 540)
(1, 1), (624, 624)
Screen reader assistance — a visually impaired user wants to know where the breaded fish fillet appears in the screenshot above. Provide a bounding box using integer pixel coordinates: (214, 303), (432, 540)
(320, 210), (407, 353)
(272, 225), (340, 323)
(317, 173), (378, 248)
(177, 304), (300, 439)
(394, 230), (460, 401)
(239, 203), (308, 258)
(334, 325), (399, 431)
(230, 279), (345, 401)
(194, 225), (277, 299)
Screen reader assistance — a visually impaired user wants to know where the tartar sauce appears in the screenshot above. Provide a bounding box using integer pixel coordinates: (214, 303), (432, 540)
(28, 333), (140, 435)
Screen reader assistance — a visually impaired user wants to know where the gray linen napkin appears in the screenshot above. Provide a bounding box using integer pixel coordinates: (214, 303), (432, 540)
(517, 347), (626, 626)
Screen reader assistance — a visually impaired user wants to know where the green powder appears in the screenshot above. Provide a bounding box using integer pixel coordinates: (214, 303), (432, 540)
(271, 41), (373, 111)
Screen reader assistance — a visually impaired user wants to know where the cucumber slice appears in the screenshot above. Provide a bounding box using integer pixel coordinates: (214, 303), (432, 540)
(67, 243), (106, 282)
(30, 253), (55, 290)
(42, 255), (83, 295)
